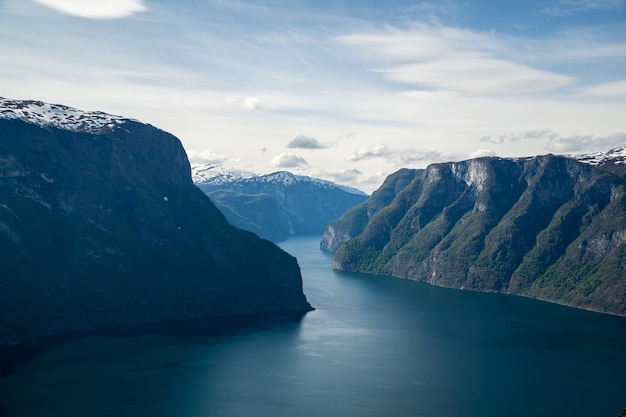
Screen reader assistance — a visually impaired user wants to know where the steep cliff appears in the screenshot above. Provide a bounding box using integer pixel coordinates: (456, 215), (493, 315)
(328, 152), (626, 316)
(320, 168), (420, 251)
(0, 98), (312, 345)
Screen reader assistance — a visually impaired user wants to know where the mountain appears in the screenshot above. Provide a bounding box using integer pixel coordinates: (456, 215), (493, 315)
(323, 149), (626, 316)
(193, 165), (369, 242)
(207, 189), (287, 242)
(0, 98), (312, 346)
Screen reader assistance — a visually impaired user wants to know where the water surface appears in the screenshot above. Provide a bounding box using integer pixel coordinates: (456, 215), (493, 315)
(1, 236), (625, 416)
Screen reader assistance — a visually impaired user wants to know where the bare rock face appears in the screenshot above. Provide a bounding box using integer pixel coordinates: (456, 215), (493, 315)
(327, 152), (626, 316)
(0, 99), (311, 345)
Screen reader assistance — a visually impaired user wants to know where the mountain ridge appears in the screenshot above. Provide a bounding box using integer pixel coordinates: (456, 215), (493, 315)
(194, 164), (369, 241)
(193, 164), (367, 196)
(0, 97), (138, 134)
(0, 98), (312, 345)
(323, 149), (626, 316)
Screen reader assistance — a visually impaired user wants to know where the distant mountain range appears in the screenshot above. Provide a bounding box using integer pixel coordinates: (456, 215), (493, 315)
(322, 148), (626, 316)
(193, 164), (369, 242)
(0, 97), (311, 345)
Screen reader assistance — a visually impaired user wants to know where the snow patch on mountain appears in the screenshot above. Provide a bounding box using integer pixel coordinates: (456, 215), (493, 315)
(0, 97), (135, 134)
(191, 164), (257, 185)
(192, 164), (367, 196)
(571, 147), (626, 166)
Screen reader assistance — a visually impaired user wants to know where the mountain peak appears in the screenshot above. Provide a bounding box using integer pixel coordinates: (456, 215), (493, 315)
(191, 164), (257, 185)
(191, 164), (367, 196)
(0, 97), (136, 134)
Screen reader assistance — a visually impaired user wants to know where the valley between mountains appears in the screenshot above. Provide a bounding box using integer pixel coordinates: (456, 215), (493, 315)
(1, 97), (625, 348)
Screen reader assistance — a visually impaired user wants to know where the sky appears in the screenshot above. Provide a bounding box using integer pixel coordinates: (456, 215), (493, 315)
(1, 0), (625, 192)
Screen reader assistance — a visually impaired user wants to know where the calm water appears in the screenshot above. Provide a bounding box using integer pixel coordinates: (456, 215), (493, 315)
(1, 236), (625, 417)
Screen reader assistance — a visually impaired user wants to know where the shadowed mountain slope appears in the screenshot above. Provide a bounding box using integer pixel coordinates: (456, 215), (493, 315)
(0, 98), (311, 345)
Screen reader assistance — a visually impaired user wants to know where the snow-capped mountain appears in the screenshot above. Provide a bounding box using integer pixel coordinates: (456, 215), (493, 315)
(571, 146), (626, 166)
(191, 164), (257, 185)
(192, 164), (367, 196)
(193, 163), (369, 241)
(0, 97), (135, 134)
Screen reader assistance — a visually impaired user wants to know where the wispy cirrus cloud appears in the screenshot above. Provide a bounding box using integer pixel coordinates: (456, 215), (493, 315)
(31, 0), (147, 19)
(383, 58), (572, 95)
(338, 24), (575, 96)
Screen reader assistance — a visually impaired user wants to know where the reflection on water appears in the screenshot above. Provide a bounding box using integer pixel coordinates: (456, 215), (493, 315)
(1, 236), (625, 417)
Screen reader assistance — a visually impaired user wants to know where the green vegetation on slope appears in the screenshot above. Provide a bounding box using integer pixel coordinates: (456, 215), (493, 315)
(331, 154), (626, 316)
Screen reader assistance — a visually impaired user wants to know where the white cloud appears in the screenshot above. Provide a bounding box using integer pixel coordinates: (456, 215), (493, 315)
(243, 97), (264, 110)
(339, 25), (575, 95)
(347, 144), (392, 162)
(327, 168), (364, 182)
(470, 149), (498, 158)
(186, 149), (229, 165)
(347, 143), (461, 167)
(270, 153), (308, 168)
(4, 2), (624, 194)
(338, 25), (499, 62)
(31, 0), (147, 19)
(384, 58), (573, 95)
(286, 135), (328, 149)
(227, 96), (265, 110)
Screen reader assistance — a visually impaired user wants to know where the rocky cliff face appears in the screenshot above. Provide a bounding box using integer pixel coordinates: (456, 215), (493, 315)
(320, 168), (420, 251)
(194, 166), (369, 242)
(0, 98), (312, 345)
(326, 152), (626, 316)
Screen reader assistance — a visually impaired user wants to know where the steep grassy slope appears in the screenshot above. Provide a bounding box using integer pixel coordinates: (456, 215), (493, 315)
(328, 155), (626, 316)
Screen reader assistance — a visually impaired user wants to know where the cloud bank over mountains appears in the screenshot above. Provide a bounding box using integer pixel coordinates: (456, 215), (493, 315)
(4, 0), (624, 192)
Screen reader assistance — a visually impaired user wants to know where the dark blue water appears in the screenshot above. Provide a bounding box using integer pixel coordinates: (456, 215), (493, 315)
(1, 236), (625, 417)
